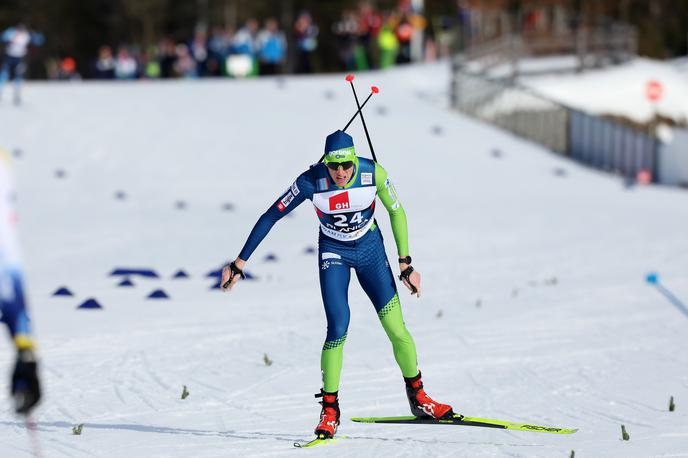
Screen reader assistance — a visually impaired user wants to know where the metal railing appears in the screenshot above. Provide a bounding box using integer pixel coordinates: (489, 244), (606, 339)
(460, 22), (637, 79)
(450, 69), (658, 181)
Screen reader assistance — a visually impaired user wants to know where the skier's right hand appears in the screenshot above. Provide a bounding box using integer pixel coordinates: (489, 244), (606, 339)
(221, 258), (245, 292)
(11, 349), (41, 415)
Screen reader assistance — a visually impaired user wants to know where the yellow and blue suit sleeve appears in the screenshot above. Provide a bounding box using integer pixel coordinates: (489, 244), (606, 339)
(1, 151), (35, 351)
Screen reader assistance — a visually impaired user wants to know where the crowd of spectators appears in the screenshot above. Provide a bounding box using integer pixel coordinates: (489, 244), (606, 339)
(64, 15), (290, 81)
(331, 2), (428, 71)
(3, 2), (445, 82)
(45, 3), (434, 81)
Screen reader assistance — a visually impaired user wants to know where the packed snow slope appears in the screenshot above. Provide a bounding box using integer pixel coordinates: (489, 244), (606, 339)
(521, 57), (688, 125)
(1, 61), (687, 457)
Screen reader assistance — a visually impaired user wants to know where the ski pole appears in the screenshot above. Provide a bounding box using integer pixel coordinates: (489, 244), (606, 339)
(25, 415), (44, 458)
(646, 273), (688, 318)
(346, 74), (378, 163)
(342, 86), (379, 132)
(317, 84), (379, 163)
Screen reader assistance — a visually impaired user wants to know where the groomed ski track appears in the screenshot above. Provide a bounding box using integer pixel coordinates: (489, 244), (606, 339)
(1, 61), (687, 457)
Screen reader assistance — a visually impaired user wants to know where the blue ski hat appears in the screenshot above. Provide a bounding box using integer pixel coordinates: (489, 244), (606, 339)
(324, 130), (356, 163)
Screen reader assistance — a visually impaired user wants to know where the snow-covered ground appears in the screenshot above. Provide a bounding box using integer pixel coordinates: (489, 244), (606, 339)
(521, 57), (688, 125)
(1, 61), (687, 457)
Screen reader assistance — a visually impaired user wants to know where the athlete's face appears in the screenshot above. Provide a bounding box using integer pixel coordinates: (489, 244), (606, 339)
(327, 163), (354, 187)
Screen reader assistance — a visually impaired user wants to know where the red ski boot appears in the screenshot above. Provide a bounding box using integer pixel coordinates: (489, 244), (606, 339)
(404, 371), (455, 419)
(314, 390), (340, 438)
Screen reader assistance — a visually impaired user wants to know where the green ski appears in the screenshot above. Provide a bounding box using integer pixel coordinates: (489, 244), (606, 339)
(351, 414), (577, 435)
(294, 434), (344, 448)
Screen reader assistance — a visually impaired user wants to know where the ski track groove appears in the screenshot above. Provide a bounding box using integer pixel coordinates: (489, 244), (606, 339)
(113, 384), (127, 405)
(2, 62), (687, 457)
(140, 351), (172, 390)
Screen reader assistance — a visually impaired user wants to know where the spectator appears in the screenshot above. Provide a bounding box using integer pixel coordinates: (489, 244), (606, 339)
(232, 19), (258, 56)
(358, 2), (383, 69)
(229, 19), (259, 77)
(332, 10), (359, 71)
(93, 45), (115, 79)
(140, 46), (161, 79)
(189, 27), (209, 76)
(208, 26), (233, 76)
(58, 56), (81, 80)
(394, 12), (415, 64)
(257, 18), (287, 75)
(114, 46), (137, 79)
(174, 43), (197, 78)
(0, 22), (44, 105)
(294, 11), (318, 74)
(158, 38), (177, 78)
(378, 19), (399, 69)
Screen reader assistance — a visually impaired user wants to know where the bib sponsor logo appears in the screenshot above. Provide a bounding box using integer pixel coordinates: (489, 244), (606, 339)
(277, 191), (295, 212)
(330, 147), (354, 160)
(291, 181), (300, 196)
(521, 425), (564, 432)
(319, 217), (374, 241)
(361, 172), (372, 185)
(329, 191), (350, 211)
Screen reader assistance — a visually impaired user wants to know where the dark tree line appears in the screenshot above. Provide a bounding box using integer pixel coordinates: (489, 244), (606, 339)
(0, 0), (686, 78)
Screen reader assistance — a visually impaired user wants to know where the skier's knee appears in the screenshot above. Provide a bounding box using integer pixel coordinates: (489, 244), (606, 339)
(326, 323), (349, 343)
(385, 325), (411, 344)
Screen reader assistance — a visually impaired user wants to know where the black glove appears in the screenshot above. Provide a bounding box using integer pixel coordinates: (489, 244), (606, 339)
(222, 261), (246, 289)
(11, 349), (41, 415)
(399, 265), (418, 294)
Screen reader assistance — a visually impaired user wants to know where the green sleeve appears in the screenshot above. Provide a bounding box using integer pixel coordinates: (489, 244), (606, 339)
(375, 163), (409, 257)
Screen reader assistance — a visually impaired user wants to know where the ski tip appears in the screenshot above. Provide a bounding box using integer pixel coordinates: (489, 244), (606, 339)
(371, 86), (379, 94)
(346, 74), (355, 82)
(294, 434), (342, 448)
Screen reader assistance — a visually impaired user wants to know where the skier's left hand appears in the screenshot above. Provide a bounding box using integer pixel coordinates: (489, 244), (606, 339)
(400, 263), (421, 298)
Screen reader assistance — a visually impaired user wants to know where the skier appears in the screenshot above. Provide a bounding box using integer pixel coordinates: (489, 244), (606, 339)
(0, 149), (41, 414)
(222, 130), (455, 439)
(0, 22), (44, 105)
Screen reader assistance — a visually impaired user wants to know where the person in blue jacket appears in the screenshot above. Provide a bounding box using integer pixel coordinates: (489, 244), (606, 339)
(0, 23), (44, 105)
(0, 149), (41, 415)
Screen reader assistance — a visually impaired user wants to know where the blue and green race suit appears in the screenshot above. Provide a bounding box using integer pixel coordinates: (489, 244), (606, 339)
(238, 157), (417, 392)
